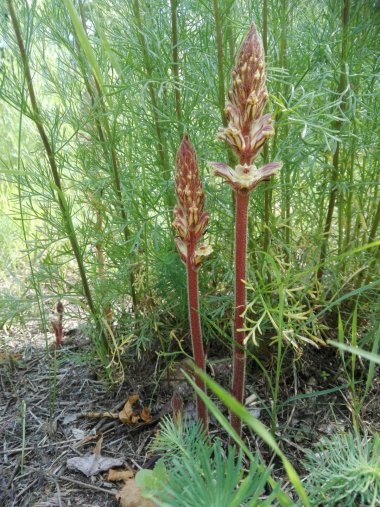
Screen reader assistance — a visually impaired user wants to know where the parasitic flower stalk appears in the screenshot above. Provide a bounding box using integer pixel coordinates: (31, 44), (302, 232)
(52, 301), (64, 348)
(209, 25), (282, 437)
(173, 134), (212, 430)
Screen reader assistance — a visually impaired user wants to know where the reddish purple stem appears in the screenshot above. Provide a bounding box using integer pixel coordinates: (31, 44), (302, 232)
(231, 191), (249, 436)
(186, 239), (208, 430)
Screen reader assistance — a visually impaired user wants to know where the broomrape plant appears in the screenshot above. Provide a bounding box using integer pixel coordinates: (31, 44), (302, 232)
(173, 134), (212, 430)
(209, 25), (282, 436)
(174, 26), (282, 437)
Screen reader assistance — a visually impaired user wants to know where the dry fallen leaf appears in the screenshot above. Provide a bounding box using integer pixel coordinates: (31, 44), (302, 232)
(140, 406), (152, 422)
(84, 410), (119, 419)
(118, 394), (152, 424)
(116, 479), (156, 507)
(118, 394), (140, 424)
(67, 453), (124, 477)
(108, 464), (158, 506)
(107, 469), (134, 482)
(94, 433), (103, 456)
(66, 433), (123, 477)
(83, 394), (152, 425)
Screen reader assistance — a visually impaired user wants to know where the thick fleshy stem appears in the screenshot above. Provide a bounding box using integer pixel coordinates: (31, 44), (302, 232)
(230, 190), (249, 436)
(186, 239), (208, 428)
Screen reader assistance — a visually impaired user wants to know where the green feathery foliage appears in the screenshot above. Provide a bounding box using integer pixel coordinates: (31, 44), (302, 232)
(303, 432), (380, 506)
(141, 417), (290, 507)
(0, 0), (378, 386)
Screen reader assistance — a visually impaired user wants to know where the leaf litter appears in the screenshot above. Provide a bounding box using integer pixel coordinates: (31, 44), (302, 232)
(1, 325), (379, 506)
(66, 434), (124, 477)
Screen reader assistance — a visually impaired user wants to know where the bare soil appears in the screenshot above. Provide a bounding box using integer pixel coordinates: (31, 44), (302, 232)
(1, 323), (379, 507)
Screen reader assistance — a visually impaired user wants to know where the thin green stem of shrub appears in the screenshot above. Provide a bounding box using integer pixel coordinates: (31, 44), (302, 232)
(262, 0), (271, 255)
(272, 281), (285, 433)
(337, 303), (368, 432)
(50, 350), (57, 418)
(16, 78), (48, 346)
(132, 0), (173, 211)
(317, 0), (350, 282)
(170, 0), (183, 131)
(68, 0), (138, 311)
(212, 0), (235, 171)
(7, 0), (106, 348)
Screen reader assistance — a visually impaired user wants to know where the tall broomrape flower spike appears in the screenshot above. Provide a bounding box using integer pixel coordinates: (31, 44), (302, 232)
(209, 25), (282, 437)
(209, 24), (282, 186)
(173, 134), (212, 430)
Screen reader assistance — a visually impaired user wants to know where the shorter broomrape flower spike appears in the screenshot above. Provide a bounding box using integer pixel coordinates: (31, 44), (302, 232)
(173, 134), (212, 267)
(173, 134), (210, 431)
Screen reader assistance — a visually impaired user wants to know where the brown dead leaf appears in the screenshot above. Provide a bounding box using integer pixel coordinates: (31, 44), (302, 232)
(118, 394), (151, 424)
(118, 394), (140, 424)
(107, 469), (134, 482)
(67, 433), (124, 477)
(84, 410), (119, 419)
(140, 406), (152, 422)
(94, 433), (104, 456)
(116, 479), (155, 507)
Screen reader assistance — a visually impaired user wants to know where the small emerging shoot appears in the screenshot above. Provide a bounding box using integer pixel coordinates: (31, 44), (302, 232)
(51, 301), (64, 348)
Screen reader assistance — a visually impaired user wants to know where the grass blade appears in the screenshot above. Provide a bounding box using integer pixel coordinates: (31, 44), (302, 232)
(182, 370), (294, 507)
(328, 340), (380, 365)
(63, 0), (105, 94)
(184, 366), (309, 506)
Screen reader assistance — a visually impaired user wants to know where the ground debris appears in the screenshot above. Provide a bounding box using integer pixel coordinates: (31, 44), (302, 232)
(84, 394), (153, 425)
(67, 436), (125, 477)
(0, 330), (165, 506)
(66, 453), (124, 477)
(1, 325), (379, 506)
(116, 479), (156, 507)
